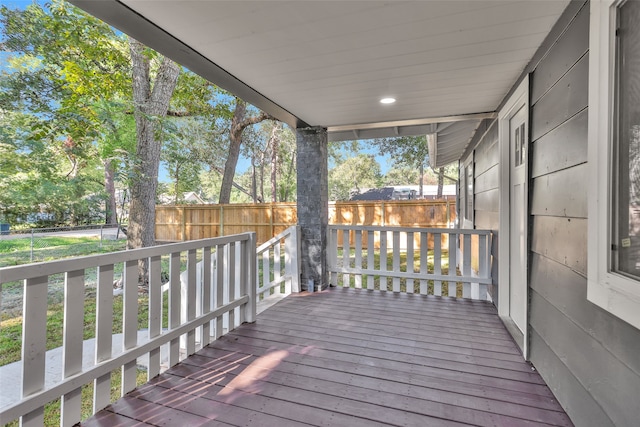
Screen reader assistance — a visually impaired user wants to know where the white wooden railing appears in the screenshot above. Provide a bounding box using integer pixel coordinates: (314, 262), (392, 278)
(256, 226), (301, 303)
(328, 225), (492, 300)
(0, 233), (256, 427)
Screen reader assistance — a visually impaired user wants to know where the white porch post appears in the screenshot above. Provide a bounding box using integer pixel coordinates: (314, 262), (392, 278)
(296, 126), (329, 291)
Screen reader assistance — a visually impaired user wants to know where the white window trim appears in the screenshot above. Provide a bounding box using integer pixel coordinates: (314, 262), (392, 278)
(588, 0), (640, 330)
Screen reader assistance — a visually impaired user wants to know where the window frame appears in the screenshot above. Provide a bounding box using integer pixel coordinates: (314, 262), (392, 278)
(588, 0), (640, 330)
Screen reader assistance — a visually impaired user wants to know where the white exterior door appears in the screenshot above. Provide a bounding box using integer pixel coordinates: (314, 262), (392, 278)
(509, 105), (527, 333)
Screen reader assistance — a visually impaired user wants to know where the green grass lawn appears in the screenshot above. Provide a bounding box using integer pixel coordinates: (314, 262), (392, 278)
(0, 236), (126, 267)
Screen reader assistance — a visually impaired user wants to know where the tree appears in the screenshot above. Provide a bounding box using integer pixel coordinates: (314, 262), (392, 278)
(0, 1), (131, 224)
(218, 98), (272, 204)
(329, 154), (383, 201)
(127, 38), (180, 252)
(384, 166), (421, 186)
(372, 136), (429, 197)
(160, 118), (210, 203)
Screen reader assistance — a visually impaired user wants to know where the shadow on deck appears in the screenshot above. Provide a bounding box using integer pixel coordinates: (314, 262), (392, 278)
(82, 287), (572, 427)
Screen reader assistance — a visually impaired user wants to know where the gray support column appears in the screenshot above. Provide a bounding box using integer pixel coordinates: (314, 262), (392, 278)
(296, 126), (328, 291)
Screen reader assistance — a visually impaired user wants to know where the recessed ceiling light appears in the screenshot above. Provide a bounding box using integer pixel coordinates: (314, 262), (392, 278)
(380, 97), (396, 104)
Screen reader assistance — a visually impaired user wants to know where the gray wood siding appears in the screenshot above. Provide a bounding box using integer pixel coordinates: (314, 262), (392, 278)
(470, 120), (500, 300)
(527, 2), (640, 426)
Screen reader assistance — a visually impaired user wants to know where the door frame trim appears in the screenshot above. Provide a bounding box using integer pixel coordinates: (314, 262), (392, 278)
(498, 75), (530, 359)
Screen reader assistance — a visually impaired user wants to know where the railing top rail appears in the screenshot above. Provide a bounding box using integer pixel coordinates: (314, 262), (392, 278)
(327, 225), (492, 235)
(0, 233), (253, 284)
(257, 225), (299, 254)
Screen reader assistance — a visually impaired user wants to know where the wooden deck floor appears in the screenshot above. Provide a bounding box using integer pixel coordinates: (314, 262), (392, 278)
(82, 288), (573, 427)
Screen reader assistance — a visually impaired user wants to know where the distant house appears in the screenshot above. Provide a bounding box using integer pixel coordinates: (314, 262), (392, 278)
(158, 191), (207, 205)
(350, 185), (456, 201)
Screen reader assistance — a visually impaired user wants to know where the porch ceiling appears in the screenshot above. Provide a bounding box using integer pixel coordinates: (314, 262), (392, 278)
(71, 0), (570, 165)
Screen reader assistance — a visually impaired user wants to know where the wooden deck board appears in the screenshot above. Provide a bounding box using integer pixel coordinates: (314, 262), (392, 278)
(82, 288), (573, 427)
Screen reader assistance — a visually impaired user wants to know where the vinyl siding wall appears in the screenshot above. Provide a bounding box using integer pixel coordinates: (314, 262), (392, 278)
(467, 2), (640, 425)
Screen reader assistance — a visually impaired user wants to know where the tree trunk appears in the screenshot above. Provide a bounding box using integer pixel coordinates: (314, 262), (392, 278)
(219, 98), (272, 204)
(251, 156), (258, 203)
(437, 167), (444, 198)
(270, 122), (281, 203)
(127, 37), (180, 260)
(282, 149), (296, 202)
(259, 148), (265, 204)
(104, 159), (118, 224)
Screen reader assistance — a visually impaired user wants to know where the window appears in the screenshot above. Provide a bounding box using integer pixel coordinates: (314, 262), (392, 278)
(612, 0), (640, 280)
(588, 0), (640, 329)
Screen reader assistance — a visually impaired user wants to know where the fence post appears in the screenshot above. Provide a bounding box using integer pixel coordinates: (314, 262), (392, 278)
(30, 229), (34, 262)
(99, 224), (103, 248)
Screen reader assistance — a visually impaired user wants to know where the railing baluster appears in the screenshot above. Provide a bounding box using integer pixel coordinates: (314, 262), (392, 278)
(380, 230), (387, 291)
(354, 230), (362, 288)
(93, 264), (113, 413)
(234, 242), (242, 326)
(201, 247), (212, 345)
(479, 234), (489, 300)
(228, 243), (236, 331)
(21, 276), (48, 427)
(329, 228), (338, 287)
(61, 270), (85, 427)
(463, 233), (472, 299)
(406, 232), (414, 294)
(148, 256), (162, 380)
(434, 232), (442, 296)
(186, 249), (197, 355)
(419, 232), (428, 295)
(242, 235), (257, 323)
(215, 243), (225, 339)
(121, 259), (138, 395)
(448, 231), (457, 297)
(262, 249), (270, 296)
(342, 229), (350, 287)
(283, 233), (293, 293)
(392, 231), (400, 292)
(274, 240), (281, 294)
(367, 230), (374, 290)
(169, 252), (181, 366)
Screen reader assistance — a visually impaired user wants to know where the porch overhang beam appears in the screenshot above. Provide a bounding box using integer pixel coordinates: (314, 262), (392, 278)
(327, 111), (497, 133)
(327, 111), (496, 142)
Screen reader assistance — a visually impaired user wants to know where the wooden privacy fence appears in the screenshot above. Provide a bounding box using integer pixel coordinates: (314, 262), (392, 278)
(156, 200), (456, 245)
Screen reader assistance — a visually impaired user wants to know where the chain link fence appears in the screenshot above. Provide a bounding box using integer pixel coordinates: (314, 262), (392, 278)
(0, 224), (127, 267)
